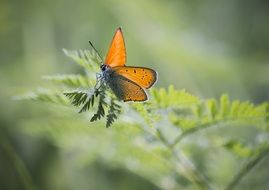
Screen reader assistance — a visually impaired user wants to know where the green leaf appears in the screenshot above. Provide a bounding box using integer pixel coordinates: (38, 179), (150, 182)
(151, 85), (199, 108)
(220, 94), (230, 118)
(206, 98), (218, 120)
(15, 88), (69, 105)
(64, 90), (89, 107)
(16, 47), (269, 190)
(42, 74), (95, 88)
(224, 140), (253, 157)
(106, 98), (121, 128)
(90, 89), (107, 122)
(62, 49), (101, 72)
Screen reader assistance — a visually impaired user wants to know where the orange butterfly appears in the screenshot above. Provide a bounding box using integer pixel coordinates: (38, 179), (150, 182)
(98, 27), (157, 102)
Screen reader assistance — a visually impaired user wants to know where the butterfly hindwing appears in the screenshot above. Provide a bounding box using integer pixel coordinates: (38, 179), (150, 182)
(113, 66), (157, 89)
(107, 72), (148, 102)
(104, 27), (126, 67)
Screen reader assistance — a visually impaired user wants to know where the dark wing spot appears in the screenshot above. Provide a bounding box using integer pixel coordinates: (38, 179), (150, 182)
(134, 70), (136, 73)
(126, 69), (128, 72)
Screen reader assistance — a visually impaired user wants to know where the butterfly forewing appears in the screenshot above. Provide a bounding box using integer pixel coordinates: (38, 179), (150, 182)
(113, 66), (157, 89)
(104, 27), (126, 67)
(107, 72), (147, 102)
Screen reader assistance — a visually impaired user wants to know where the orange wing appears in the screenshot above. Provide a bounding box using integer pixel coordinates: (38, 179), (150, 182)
(105, 27), (126, 67)
(112, 66), (157, 89)
(107, 72), (148, 102)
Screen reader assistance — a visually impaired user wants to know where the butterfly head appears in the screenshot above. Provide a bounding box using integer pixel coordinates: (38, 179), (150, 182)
(100, 64), (113, 83)
(100, 64), (109, 72)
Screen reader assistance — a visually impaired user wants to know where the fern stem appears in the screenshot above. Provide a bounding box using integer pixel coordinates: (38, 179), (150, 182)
(156, 128), (211, 190)
(170, 114), (265, 148)
(224, 147), (269, 190)
(171, 149), (212, 190)
(170, 120), (220, 148)
(170, 114), (268, 147)
(0, 135), (36, 190)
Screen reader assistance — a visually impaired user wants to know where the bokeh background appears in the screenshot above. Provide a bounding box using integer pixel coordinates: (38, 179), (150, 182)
(1, 0), (269, 189)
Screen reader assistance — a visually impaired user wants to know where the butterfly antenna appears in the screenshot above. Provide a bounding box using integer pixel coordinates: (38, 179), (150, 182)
(89, 41), (103, 63)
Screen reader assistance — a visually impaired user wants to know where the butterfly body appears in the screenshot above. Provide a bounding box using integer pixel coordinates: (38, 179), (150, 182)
(100, 27), (157, 102)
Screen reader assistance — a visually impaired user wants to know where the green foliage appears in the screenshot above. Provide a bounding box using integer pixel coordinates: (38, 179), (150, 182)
(224, 140), (253, 157)
(62, 48), (101, 73)
(15, 88), (69, 105)
(42, 74), (95, 88)
(18, 49), (269, 190)
(106, 98), (121, 128)
(151, 85), (199, 108)
(90, 89), (106, 122)
(64, 90), (98, 115)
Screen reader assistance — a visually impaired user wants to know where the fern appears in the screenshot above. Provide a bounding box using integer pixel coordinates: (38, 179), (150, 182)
(63, 49), (101, 73)
(90, 89), (107, 122)
(42, 74), (95, 88)
(170, 95), (268, 134)
(14, 88), (69, 105)
(18, 48), (269, 190)
(64, 90), (89, 107)
(106, 98), (121, 128)
(151, 85), (199, 108)
(224, 140), (254, 157)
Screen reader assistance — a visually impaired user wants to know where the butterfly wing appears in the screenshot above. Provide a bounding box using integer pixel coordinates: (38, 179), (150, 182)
(107, 72), (147, 102)
(112, 66), (157, 89)
(105, 27), (126, 67)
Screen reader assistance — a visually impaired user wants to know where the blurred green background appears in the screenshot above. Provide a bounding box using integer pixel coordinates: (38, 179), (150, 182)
(1, 0), (269, 189)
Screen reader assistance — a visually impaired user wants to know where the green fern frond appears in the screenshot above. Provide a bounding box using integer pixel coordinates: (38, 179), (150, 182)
(106, 98), (121, 128)
(63, 84), (121, 126)
(220, 94), (230, 117)
(204, 96), (268, 124)
(169, 115), (197, 131)
(63, 49), (101, 72)
(79, 93), (95, 113)
(15, 88), (69, 105)
(64, 89), (103, 114)
(64, 90), (89, 107)
(224, 140), (254, 157)
(42, 74), (95, 88)
(151, 85), (199, 108)
(131, 102), (160, 127)
(90, 90), (107, 122)
(18, 49), (269, 132)
(206, 98), (218, 120)
(90, 102), (105, 122)
(17, 46), (269, 190)
(169, 93), (269, 149)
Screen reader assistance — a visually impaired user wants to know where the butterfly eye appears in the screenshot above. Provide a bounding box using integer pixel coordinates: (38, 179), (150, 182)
(101, 64), (106, 71)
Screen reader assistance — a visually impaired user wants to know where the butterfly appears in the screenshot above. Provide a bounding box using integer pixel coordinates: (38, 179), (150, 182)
(96, 27), (157, 102)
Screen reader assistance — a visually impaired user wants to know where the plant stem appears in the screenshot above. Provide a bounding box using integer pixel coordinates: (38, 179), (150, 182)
(169, 120), (220, 148)
(0, 135), (36, 190)
(170, 115), (268, 149)
(225, 147), (269, 190)
(156, 128), (211, 190)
